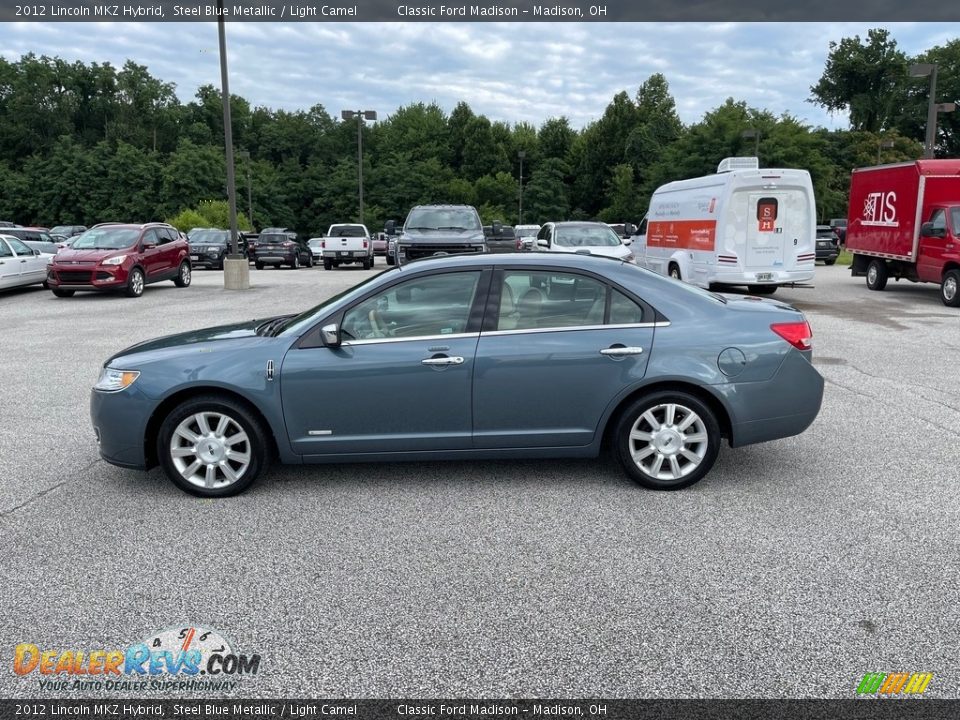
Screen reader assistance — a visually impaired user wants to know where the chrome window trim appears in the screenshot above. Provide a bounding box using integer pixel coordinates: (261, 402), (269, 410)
(484, 322), (670, 337)
(341, 332), (480, 347)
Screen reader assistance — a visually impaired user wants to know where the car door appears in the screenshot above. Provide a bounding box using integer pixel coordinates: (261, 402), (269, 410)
(139, 228), (165, 279)
(6, 237), (47, 286)
(280, 268), (490, 457)
(473, 268), (654, 449)
(917, 209), (950, 283)
(0, 238), (18, 288)
(159, 227), (181, 273)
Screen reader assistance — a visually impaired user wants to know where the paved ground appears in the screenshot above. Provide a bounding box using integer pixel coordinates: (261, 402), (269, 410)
(1, 261), (958, 699)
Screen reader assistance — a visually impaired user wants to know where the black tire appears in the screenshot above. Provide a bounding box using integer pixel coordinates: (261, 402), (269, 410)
(748, 285), (777, 295)
(255, 261), (264, 270)
(369, 254), (375, 266)
(306, 255), (314, 268)
(614, 391), (721, 490)
(157, 395), (270, 498)
(51, 288), (74, 298)
(668, 264), (681, 280)
(323, 258), (333, 270)
(823, 259), (836, 266)
(173, 261), (191, 287)
(291, 254), (300, 270)
(941, 269), (960, 307)
(125, 267), (145, 298)
(362, 257), (371, 270)
(387, 255), (396, 266)
(866, 259), (888, 291)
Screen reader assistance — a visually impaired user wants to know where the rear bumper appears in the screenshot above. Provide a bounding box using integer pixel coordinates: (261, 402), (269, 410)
(258, 253), (295, 265)
(722, 350), (824, 448)
(712, 268), (815, 286)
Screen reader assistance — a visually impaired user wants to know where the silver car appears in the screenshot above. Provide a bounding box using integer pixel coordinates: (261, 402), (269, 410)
(90, 253), (823, 497)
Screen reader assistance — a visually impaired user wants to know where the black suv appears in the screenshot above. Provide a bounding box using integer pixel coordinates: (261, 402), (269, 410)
(253, 227), (312, 270)
(187, 228), (247, 269)
(815, 225), (839, 265)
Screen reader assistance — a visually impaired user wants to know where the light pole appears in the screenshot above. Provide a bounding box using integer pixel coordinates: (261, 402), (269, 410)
(909, 63), (956, 159)
(239, 150), (253, 228)
(217, 0), (249, 289)
(518, 150), (525, 225)
(741, 129), (760, 159)
(341, 109), (377, 224)
(877, 138), (895, 164)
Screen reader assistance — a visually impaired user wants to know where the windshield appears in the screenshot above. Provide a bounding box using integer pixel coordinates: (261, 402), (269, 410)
(189, 229), (229, 244)
(515, 226), (540, 238)
(277, 270), (388, 336)
(51, 226), (73, 235)
(71, 227), (140, 250)
(328, 225), (366, 237)
(554, 225), (623, 248)
(405, 207), (481, 231)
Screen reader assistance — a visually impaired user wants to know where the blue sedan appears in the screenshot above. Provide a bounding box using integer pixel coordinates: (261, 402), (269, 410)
(91, 254), (824, 497)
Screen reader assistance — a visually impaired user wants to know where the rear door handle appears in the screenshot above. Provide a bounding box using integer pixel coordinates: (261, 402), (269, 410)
(421, 356), (464, 366)
(600, 346), (644, 357)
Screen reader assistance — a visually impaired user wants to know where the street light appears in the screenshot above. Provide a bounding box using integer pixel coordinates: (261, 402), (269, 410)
(741, 128), (760, 159)
(909, 63), (956, 159)
(341, 109), (377, 224)
(217, 0), (249, 290)
(517, 150), (525, 225)
(877, 138), (895, 164)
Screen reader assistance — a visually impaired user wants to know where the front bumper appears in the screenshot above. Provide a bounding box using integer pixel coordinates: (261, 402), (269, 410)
(90, 386), (151, 470)
(816, 244), (839, 262)
(47, 266), (127, 291)
(189, 249), (225, 268)
(398, 244), (487, 263)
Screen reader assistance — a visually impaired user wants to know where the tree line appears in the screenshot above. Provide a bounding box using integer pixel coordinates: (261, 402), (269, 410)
(0, 28), (955, 235)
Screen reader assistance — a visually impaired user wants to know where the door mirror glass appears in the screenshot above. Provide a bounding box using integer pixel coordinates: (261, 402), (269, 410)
(321, 323), (341, 347)
(537, 238), (549, 248)
(624, 222), (636, 237)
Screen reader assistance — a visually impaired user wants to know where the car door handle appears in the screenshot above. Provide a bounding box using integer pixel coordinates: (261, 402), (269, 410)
(421, 356), (464, 366)
(600, 346), (644, 356)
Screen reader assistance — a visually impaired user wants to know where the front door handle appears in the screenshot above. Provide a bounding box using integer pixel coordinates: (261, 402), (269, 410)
(421, 356), (464, 366)
(600, 346), (644, 357)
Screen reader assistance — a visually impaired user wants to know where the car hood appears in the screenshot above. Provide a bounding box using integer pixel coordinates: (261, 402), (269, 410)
(105, 317), (285, 365)
(401, 229), (486, 243)
(54, 248), (131, 263)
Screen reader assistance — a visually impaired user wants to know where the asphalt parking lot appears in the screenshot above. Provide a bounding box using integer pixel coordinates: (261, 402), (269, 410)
(1, 261), (959, 699)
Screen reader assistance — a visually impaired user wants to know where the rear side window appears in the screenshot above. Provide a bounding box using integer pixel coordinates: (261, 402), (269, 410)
(7, 237), (32, 255)
(0, 240), (12, 257)
(609, 289), (644, 324)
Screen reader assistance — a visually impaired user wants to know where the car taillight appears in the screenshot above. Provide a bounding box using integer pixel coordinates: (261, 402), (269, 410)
(320, 240), (325, 248)
(283, 241), (295, 247)
(771, 321), (812, 351)
(363, 240), (368, 248)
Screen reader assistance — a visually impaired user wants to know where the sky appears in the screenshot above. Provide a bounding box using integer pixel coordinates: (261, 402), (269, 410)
(1, 21), (958, 131)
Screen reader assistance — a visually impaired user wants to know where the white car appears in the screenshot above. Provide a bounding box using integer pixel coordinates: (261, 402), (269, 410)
(0, 234), (53, 291)
(533, 222), (635, 263)
(308, 238), (324, 264)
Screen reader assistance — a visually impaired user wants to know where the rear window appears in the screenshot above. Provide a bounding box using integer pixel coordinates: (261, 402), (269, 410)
(328, 226), (367, 237)
(259, 233), (291, 243)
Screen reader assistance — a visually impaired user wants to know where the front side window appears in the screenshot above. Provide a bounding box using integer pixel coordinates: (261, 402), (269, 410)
(7, 237), (32, 256)
(0, 239), (13, 257)
(341, 271), (482, 341)
(930, 209), (947, 232)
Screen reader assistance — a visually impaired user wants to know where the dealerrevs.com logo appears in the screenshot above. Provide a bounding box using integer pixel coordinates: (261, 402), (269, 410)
(14, 626), (260, 692)
(856, 672), (933, 696)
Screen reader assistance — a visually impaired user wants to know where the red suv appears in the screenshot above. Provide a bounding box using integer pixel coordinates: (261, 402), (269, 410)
(47, 223), (192, 298)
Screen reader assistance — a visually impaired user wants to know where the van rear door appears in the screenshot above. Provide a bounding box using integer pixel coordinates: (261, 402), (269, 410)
(742, 190), (812, 277)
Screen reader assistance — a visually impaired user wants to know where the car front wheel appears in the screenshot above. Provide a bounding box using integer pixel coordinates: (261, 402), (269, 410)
(125, 268), (145, 298)
(614, 391), (720, 490)
(866, 259), (888, 291)
(157, 395), (270, 497)
(942, 269), (960, 307)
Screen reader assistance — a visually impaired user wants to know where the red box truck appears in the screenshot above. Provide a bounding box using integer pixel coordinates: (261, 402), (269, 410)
(847, 160), (960, 306)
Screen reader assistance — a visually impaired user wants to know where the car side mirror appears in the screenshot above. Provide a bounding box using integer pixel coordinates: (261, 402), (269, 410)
(622, 236), (633, 246)
(385, 220), (396, 234)
(537, 238), (549, 248)
(321, 323), (341, 347)
(143, 242), (157, 250)
(920, 222), (945, 238)
(624, 222), (636, 237)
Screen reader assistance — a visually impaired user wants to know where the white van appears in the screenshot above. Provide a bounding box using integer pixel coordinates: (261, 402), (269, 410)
(631, 157), (816, 294)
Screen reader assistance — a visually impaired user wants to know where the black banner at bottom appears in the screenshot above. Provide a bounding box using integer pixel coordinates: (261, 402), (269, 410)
(2, 700), (960, 720)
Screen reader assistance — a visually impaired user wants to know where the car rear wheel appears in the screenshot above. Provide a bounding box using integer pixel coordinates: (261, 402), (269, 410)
(941, 269), (960, 307)
(51, 288), (75, 298)
(323, 258), (333, 270)
(255, 261), (264, 270)
(291, 255), (300, 270)
(157, 395), (270, 497)
(387, 255), (396, 266)
(823, 259), (836, 266)
(669, 264), (681, 280)
(174, 262), (191, 287)
(125, 268), (145, 298)
(748, 285), (777, 295)
(614, 391), (720, 490)
(866, 259), (888, 291)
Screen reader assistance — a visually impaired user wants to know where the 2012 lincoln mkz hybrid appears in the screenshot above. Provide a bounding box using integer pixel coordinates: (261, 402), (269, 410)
(90, 253), (824, 497)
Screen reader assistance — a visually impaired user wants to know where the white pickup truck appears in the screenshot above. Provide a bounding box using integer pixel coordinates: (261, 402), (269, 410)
(320, 223), (375, 270)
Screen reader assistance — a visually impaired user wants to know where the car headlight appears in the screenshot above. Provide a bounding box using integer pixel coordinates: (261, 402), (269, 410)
(101, 255), (126, 266)
(94, 368), (140, 392)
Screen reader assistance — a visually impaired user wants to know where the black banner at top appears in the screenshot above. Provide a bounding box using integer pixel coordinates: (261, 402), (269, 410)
(2, 0), (959, 22)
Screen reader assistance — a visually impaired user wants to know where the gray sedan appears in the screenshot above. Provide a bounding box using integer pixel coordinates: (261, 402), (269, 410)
(90, 254), (823, 497)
